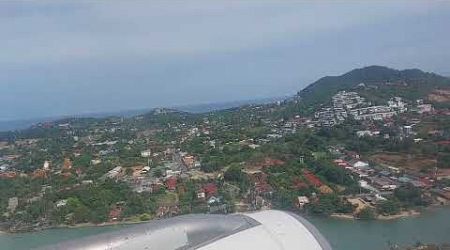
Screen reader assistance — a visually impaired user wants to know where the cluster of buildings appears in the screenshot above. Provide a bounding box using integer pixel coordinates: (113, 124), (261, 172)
(0, 89), (448, 228)
(315, 91), (408, 127)
(330, 146), (450, 206)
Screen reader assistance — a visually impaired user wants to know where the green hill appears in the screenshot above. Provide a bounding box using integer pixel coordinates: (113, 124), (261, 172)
(297, 65), (450, 108)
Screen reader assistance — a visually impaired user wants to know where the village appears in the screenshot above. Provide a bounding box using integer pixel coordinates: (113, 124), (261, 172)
(1, 84), (450, 231)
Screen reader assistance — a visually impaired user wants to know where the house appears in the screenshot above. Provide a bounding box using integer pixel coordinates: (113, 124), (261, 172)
(63, 158), (72, 171)
(203, 183), (218, 198)
(319, 185), (333, 194)
(356, 130), (380, 137)
(141, 150), (152, 158)
(109, 207), (123, 221)
(197, 188), (206, 199)
(433, 189), (450, 201)
(222, 182), (241, 198)
(334, 159), (351, 169)
(43, 160), (50, 171)
(0, 171), (17, 179)
(207, 196), (222, 206)
(56, 199), (68, 208)
(417, 104), (433, 114)
(435, 169), (450, 180)
(346, 151), (360, 159)
(303, 170), (322, 187)
(368, 176), (397, 190)
(182, 155), (195, 169)
(247, 171), (273, 194)
(142, 166), (151, 173)
(387, 166), (401, 174)
(374, 193), (387, 201)
(409, 180), (426, 188)
(104, 166), (123, 179)
(0, 164), (9, 172)
(32, 169), (48, 179)
(403, 125), (414, 137)
(207, 196), (228, 213)
(7, 197), (18, 212)
(296, 196), (310, 208)
(81, 180), (94, 185)
(248, 158), (286, 169)
(91, 159), (102, 165)
(352, 161), (369, 169)
(292, 177), (309, 190)
(156, 205), (180, 218)
(359, 180), (368, 187)
(351, 168), (370, 178)
(165, 176), (177, 191)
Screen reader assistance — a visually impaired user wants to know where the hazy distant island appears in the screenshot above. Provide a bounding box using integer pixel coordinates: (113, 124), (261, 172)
(1, 66), (450, 233)
(0, 97), (285, 132)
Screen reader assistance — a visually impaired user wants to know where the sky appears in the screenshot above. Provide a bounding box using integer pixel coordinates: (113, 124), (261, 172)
(1, 1), (450, 121)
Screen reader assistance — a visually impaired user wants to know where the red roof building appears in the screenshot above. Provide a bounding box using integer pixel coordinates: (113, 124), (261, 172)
(248, 158), (285, 170)
(165, 176), (177, 191)
(203, 183), (218, 197)
(303, 170), (322, 187)
(292, 177), (309, 190)
(248, 172), (273, 194)
(436, 140), (450, 145)
(0, 171), (17, 179)
(109, 207), (123, 221)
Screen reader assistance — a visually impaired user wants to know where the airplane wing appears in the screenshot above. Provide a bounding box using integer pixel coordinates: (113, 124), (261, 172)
(42, 210), (331, 250)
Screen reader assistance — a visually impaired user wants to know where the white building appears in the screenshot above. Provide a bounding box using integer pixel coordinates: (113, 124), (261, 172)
(353, 161), (369, 169)
(7, 197), (18, 212)
(56, 199), (68, 208)
(141, 150), (152, 158)
(297, 196), (310, 208)
(43, 160), (50, 171)
(417, 104), (433, 114)
(356, 130), (380, 137)
(358, 180), (368, 188)
(104, 166), (123, 179)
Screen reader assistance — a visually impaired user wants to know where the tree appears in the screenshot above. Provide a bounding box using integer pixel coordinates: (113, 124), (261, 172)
(224, 164), (244, 182)
(153, 168), (163, 178)
(357, 207), (376, 220)
(125, 168), (133, 176)
(223, 164), (250, 192)
(308, 194), (353, 216)
(377, 200), (400, 215)
(437, 153), (450, 168)
(394, 184), (425, 206)
(139, 213), (151, 221)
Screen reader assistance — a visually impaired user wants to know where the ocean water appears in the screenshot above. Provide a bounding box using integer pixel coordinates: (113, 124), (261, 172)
(0, 207), (449, 250)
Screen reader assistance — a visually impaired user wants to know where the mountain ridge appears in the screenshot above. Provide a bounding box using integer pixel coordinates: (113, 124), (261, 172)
(297, 65), (450, 108)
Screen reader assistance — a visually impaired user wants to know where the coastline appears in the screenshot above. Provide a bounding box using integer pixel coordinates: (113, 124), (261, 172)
(0, 219), (149, 234)
(330, 213), (355, 220)
(377, 210), (420, 220)
(59, 219), (147, 229)
(2, 204), (449, 234)
(331, 209), (421, 221)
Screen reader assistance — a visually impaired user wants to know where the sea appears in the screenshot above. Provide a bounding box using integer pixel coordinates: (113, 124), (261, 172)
(1, 207), (449, 250)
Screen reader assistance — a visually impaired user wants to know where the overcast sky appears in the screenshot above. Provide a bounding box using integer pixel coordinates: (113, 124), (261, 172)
(1, 1), (450, 121)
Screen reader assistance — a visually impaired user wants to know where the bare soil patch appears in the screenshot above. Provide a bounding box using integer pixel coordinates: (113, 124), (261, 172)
(428, 89), (450, 103)
(370, 153), (437, 172)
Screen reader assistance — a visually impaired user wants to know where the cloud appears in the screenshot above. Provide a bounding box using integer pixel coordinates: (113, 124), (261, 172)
(1, 1), (450, 120)
(1, 1), (446, 64)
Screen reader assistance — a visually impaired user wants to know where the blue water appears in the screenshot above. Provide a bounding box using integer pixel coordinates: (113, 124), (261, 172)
(0, 207), (449, 250)
(309, 207), (450, 250)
